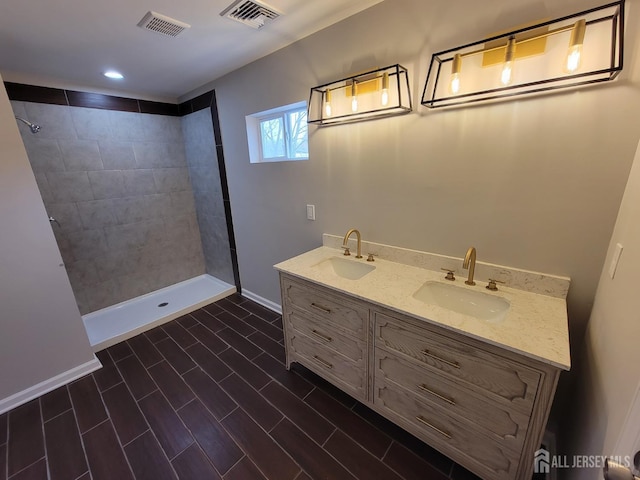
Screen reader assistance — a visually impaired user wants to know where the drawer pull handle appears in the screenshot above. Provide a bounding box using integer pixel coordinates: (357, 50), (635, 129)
(417, 384), (456, 405)
(311, 330), (332, 342)
(415, 416), (452, 439)
(421, 349), (460, 369)
(310, 302), (331, 314)
(313, 355), (333, 369)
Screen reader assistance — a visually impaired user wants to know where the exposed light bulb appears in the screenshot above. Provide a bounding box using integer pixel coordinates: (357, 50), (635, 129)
(501, 37), (516, 86)
(566, 19), (586, 73)
(381, 72), (389, 106)
(324, 90), (332, 117)
(351, 82), (358, 112)
(449, 54), (462, 94)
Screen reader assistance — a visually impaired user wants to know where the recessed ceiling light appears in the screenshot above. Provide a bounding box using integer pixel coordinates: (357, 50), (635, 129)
(103, 71), (124, 80)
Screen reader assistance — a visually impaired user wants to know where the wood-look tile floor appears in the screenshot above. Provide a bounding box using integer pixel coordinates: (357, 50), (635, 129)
(0, 294), (482, 480)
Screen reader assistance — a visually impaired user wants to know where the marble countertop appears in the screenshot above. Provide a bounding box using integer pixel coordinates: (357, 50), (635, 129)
(274, 246), (570, 370)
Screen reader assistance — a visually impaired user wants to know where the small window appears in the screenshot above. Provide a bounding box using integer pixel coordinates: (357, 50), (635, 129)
(246, 101), (309, 163)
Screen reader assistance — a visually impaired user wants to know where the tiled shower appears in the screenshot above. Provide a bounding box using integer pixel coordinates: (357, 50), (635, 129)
(10, 93), (235, 316)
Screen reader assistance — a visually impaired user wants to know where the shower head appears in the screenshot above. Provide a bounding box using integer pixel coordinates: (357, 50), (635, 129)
(15, 116), (41, 134)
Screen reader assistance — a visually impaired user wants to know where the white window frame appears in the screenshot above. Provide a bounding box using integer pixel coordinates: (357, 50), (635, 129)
(246, 100), (309, 163)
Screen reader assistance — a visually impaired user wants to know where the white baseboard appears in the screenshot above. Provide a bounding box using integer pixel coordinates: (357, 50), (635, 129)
(241, 289), (282, 314)
(0, 356), (102, 414)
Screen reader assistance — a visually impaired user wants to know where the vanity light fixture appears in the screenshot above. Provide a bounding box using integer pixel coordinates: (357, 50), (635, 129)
(422, 0), (624, 109)
(308, 64), (412, 126)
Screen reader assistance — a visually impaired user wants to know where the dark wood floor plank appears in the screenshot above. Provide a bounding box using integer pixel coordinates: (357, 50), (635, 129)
(101, 383), (148, 445)
(116, 355), (157, 400)
(216, 328), (261, 360)
(242, 314), (284, 342)
(247, 330), (286, 364)
(175, 313), (199, 329)
(383, 442), (450, 480)
(40, 385), (71, 421)
(172, 444), (221, 480)
(219, 374), (282, 431)
(223, 456), (267, 480)
(95, 349), (113, 367)
(155, 338), (196, 374)
(221, 409), (299, 480)
(0, 412), (6, 445)
(183, 369), (236, 420)
(163, 322), (198, 349)
(145, 325), (170, 343)
(261, 382), (334, 444)
(9, 457), (47, 480)
(201, 303), (225, 318)
(177, 400), (242, 474)
(138, 391), (193, 459)
(325, 430), (403, 480)
(67, 376), (108, 433)
(218, 298), (251, 319)
(124, 430), (177, 480)
(189, 324), (227, 354)
(270, 419), (356, 480)
(224, 293), (247, 305)
(107, 342), (134, 362)
(295, 472), (312, 480)
(253, 353), (315, 399)
(238, 300), (280, 322)
(304, 388), (391, 458)
(451, 463), (483, 480)
(44, 410), (88, 480)
(0, 444), (6, 480)
(93, 363), (122, 392)
(218, 347), (270, 390)
(292, 364), (357, 408)
(127, 334), (163, 368)
(185, 343), (231, 382)
(83, 421), (133, 480)
(148, 361), (195, 409)
(216, 311), (255, 336)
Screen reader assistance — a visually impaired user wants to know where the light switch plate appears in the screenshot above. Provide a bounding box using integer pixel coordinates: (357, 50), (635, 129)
(609, 243), (623, 279)
(306, 204), (315, 221)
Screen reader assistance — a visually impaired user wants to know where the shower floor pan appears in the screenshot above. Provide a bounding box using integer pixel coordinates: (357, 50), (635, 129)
(83, 274), (235, 351)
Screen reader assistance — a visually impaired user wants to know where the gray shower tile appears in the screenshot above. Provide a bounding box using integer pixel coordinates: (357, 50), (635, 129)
(114, 272), (153, 303)
(47, 171), (94, 202)
(94, 249), (137, 281)
(47, 203), (84, 232)
(143, 114), (184, 143)
(71, 107), (113, 140)
(98, 141), (136, 170)
(109, 110), (146, 142)
(113, 196), (150, 225)
(77, 199), (119, 229)
(66, 229), (109, 261)
(134, 143), (176, 169)
(82, 279), (119, 313)
(122, 169), (157, 196)
(184, 141), (217, 169)
(88, 170), (126, 200)
(59, 139), (104, 171)
(10, 100), (28, 119)
(67, 259), (101, 287)
(153, 168), (191, 193)
(33, 172), (54, 204)
(167, 143), (188, 167)
(24, 102), (77, 140)
(104, 223), (146, 251)
(22, 137), (66, 172)
(169, 191), (196, 216)
(142, 194), (173, 220)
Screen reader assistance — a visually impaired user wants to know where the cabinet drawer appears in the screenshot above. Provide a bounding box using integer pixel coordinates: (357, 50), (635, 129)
(283, 278), (368, 339)
(375, 349), (530, 450)
(289, 331), (367, 400)
(375, 379), (519, 480)
(289, 311), (365, 362)
(375, 312), (539, 413)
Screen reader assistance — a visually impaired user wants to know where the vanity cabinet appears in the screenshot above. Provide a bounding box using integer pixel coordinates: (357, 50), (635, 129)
(280, 273), (561, 480)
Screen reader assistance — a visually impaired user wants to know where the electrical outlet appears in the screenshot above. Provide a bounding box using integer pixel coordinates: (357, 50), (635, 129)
(306, 204), (315, 221)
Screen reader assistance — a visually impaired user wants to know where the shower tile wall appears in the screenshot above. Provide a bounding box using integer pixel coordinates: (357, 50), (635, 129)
(181, 108), (235, 285)
(11, 100), (206, 314)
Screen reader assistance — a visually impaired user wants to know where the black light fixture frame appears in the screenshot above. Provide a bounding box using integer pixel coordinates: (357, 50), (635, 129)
(421, 0), (624, 109)
(308, 64), (412, 126)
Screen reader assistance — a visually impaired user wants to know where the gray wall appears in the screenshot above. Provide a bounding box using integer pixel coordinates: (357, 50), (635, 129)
(0, 74), (95, 402)
(10, 100), (206, 314)
(182, 0), (640, 351)
(181, 107), (234, 284)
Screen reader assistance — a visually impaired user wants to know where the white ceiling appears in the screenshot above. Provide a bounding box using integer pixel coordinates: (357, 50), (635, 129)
(0, 0), (383, 102)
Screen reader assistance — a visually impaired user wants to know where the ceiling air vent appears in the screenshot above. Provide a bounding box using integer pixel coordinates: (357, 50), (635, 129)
(137, 11), (191, 37)
(220, 0), (282, 30)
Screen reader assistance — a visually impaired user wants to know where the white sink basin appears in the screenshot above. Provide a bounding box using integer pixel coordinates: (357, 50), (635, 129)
(312, 256), (376, 280)
(412, 281), (510, 323)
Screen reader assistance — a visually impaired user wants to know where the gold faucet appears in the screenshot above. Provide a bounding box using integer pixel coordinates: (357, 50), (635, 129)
(343, 228), (363, 258)
(463, 246), (476, 286)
